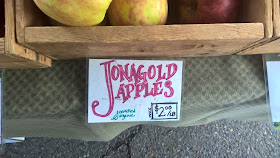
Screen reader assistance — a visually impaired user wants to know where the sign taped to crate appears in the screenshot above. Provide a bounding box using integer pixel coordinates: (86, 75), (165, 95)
(87, 59), (183, 123)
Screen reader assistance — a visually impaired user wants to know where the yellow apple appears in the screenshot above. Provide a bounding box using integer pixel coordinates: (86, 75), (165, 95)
(108, 0), (168, 26)
(33, 0), (112, 26)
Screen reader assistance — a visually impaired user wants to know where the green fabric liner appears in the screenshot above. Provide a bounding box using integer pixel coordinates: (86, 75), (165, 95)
(4, 55), (269, 141)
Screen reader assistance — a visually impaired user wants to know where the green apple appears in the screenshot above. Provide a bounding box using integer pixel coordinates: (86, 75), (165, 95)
(108, 0), (168, 26)
(33, 0), (112, 26)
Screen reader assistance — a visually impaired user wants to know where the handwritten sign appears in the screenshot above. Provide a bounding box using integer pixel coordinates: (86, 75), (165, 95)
(0, 76), (1, 143)
(88, 59), (183, 123)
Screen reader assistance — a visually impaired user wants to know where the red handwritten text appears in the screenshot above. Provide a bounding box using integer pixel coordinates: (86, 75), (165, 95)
(92, 60), (178, 117)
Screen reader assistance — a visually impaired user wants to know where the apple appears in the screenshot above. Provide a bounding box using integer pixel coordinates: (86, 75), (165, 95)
(177, 0), (241, 24)
(108, 0), (168, 26)
(33, 0), (112, 26)
(49, 15), (109, 26)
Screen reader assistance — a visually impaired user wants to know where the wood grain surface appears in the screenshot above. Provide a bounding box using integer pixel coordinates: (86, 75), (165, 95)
(0, 0), (51, 69)
(23, 24), (264, 59)
(238, 0), (280, 55)
(273, 0), (280, 37)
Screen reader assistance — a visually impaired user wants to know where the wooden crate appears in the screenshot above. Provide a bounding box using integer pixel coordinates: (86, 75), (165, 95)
(14, 0), (272, 60)
(238, 0), (280, 55)
(0, 0), (51, 69)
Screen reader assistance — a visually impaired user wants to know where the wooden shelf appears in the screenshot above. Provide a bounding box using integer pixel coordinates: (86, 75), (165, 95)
(0, 0), (51, 69)
(14, 0), (272, 60)
(23, 24), (263, 59)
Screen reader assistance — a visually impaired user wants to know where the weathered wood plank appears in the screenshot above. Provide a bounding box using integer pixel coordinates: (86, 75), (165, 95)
(0, 0), (51, 69)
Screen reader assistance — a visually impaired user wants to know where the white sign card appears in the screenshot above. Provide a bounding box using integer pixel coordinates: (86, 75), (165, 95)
(0, 76), (1, 144)
(266, 61), (280, 122)
(88, 59), (183, 123)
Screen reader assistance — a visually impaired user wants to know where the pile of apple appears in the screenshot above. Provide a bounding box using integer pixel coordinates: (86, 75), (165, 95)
(33, 0), (241, 26)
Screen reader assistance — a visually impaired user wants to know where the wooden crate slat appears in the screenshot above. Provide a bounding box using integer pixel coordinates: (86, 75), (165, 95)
(0, 37), (4, 55)
(23, 24), (264, 59)
(238, 0), (280, 55)
(15, 0), (48, 45)
(273, 0), (280, 37)
(25, 24), (264, 43)
(0, 61), (49, 69)
(239, 0), (273, 39)
(13, 0), (270, 59)
(0, 0), (52, 69)
(25, 39), (262, 59)
(238, 38), (280, 55)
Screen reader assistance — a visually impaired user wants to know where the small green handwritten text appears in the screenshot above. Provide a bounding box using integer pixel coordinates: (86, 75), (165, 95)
(111, 109), (136, 120)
